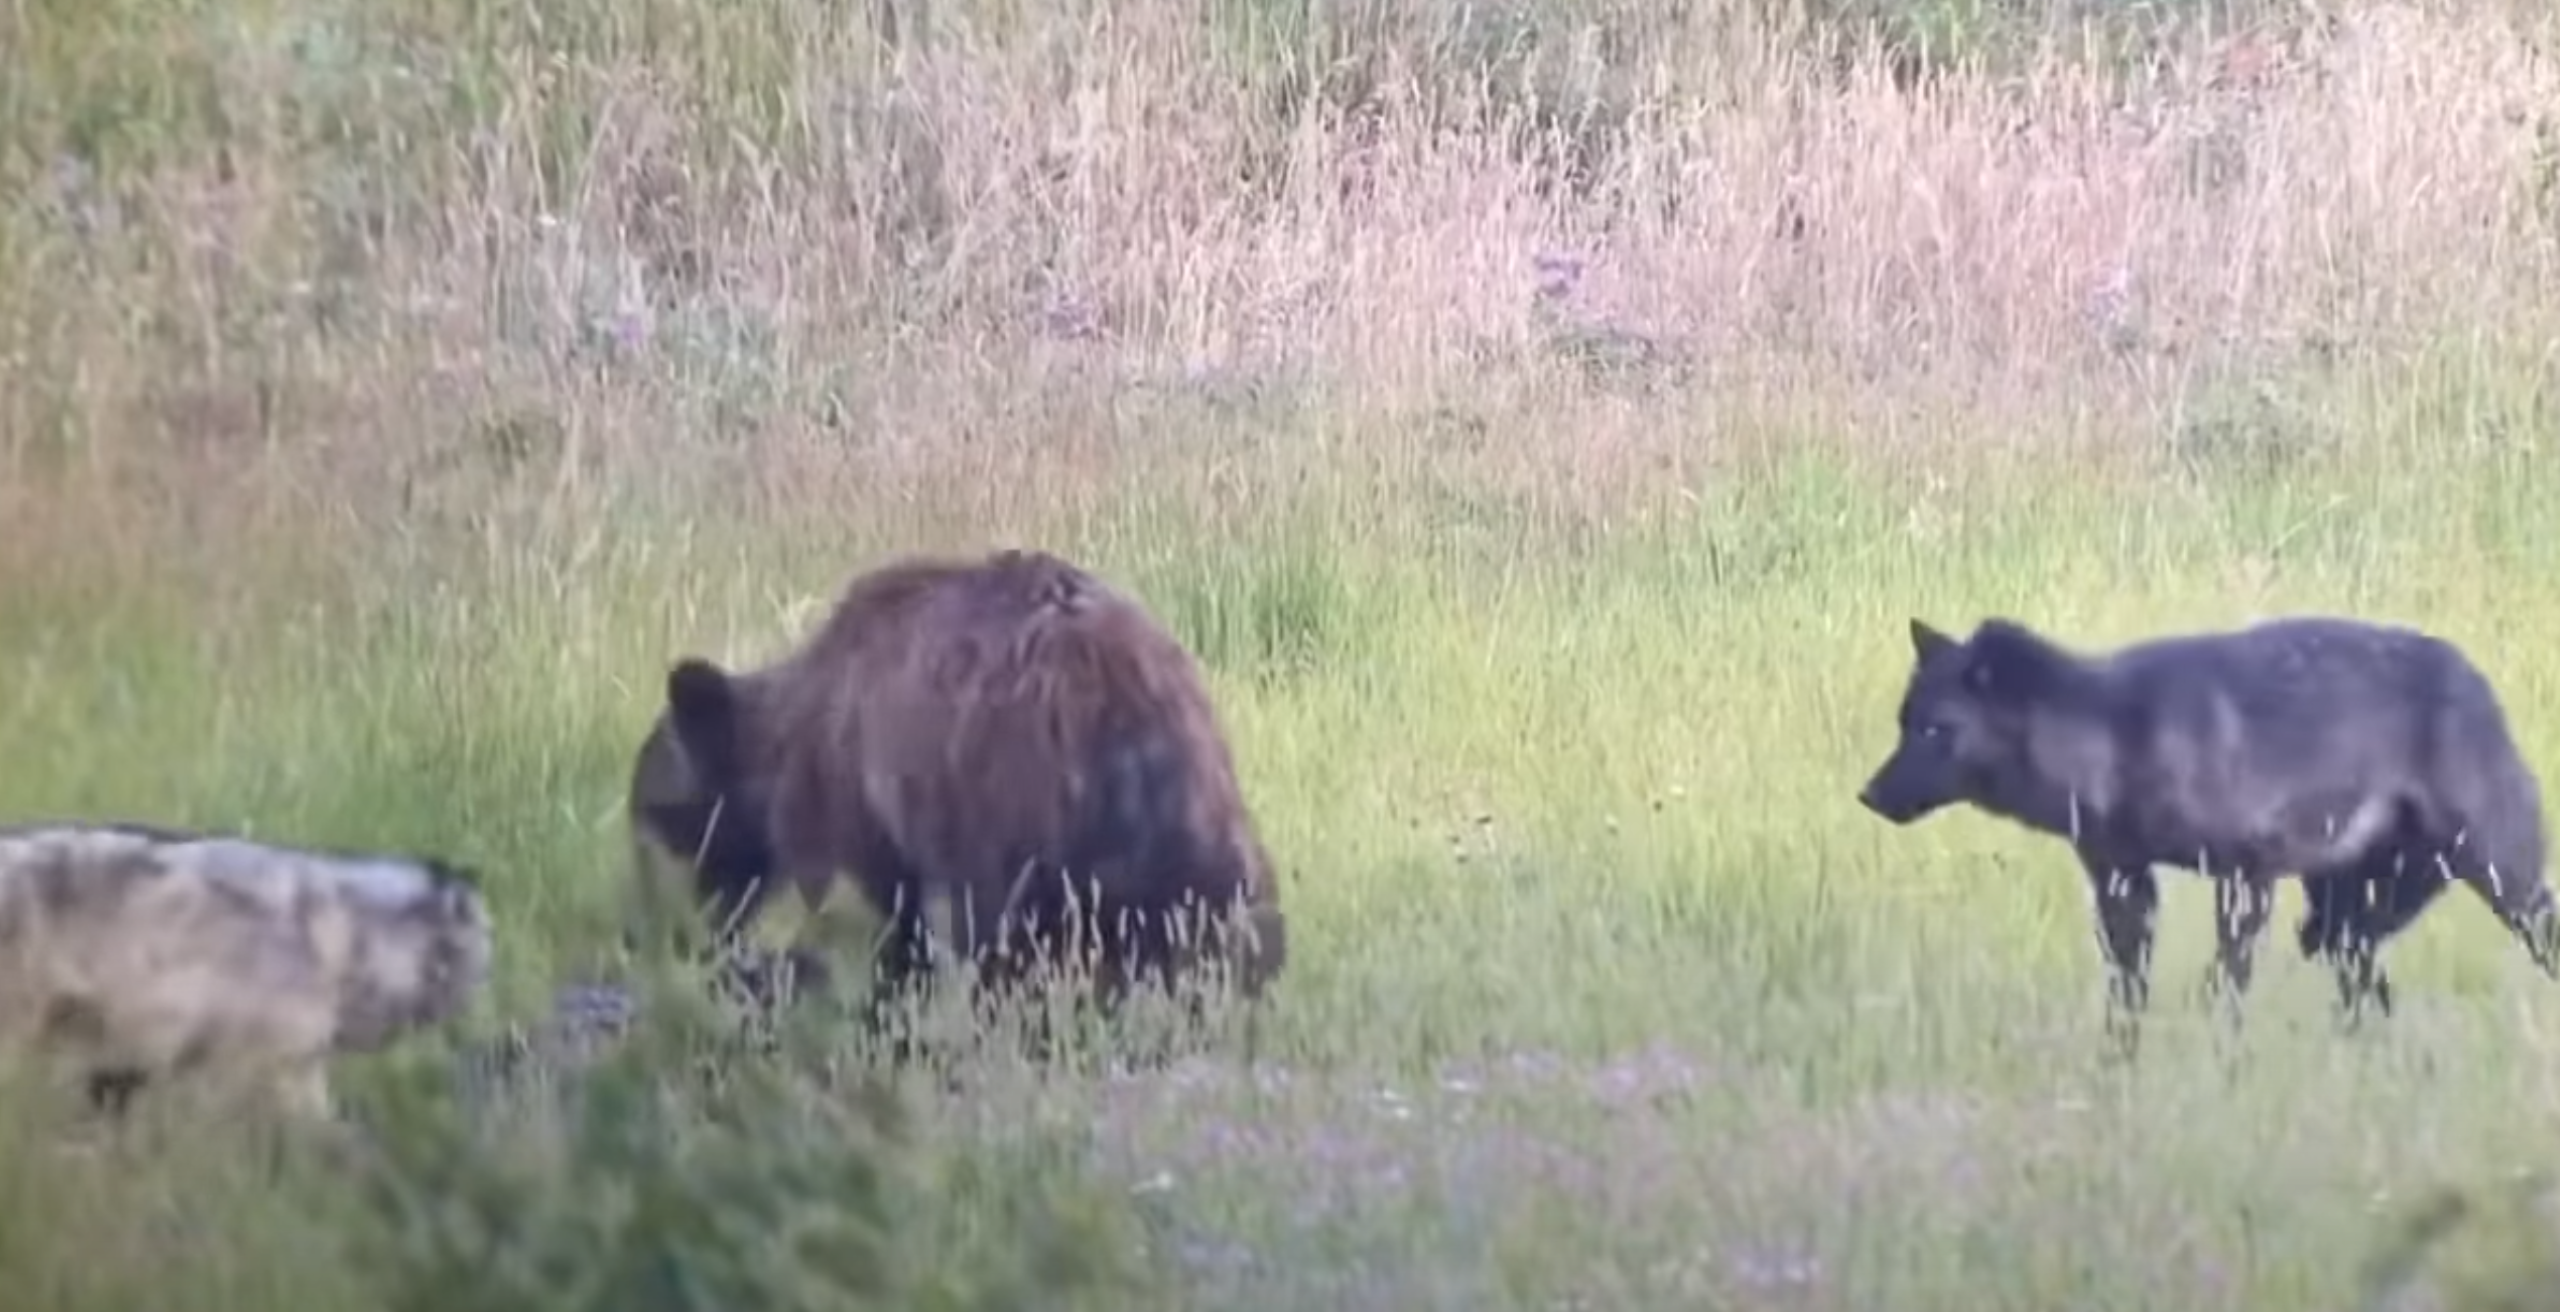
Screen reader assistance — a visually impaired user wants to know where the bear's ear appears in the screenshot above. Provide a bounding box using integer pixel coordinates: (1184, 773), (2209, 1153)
(1908, 618), (1958, 663)
(664, 658), (745, 783)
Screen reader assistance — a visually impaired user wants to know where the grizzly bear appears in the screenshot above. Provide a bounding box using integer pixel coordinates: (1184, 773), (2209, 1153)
(625, 548), (1288, 1045)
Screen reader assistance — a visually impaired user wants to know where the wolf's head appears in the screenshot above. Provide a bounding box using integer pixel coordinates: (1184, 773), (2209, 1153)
(1857, 617), (2081, 827)
(332, 859), (494, 1051)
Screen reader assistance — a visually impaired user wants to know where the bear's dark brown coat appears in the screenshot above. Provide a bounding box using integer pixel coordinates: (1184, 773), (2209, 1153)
(628, 548), (1287, 1026)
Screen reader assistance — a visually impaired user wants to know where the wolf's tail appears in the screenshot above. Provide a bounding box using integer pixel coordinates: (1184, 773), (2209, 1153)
(2432, 653), (2559, 976)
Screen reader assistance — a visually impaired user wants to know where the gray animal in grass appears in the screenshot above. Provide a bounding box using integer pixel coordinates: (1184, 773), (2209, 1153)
(0, 821), (494, 1120)
(1855, 616), (2560, 1046)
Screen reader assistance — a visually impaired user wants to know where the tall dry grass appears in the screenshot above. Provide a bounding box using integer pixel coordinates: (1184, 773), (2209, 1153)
(5, 0), (2553, 555)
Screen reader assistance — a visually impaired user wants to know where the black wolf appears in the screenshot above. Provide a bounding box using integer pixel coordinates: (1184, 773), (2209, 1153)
(1856, 615), (2560, 1046)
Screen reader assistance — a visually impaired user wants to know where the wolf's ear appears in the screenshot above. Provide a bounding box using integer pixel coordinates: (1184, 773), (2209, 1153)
(665, 658), (744, 783)
(438, 878), (482, 921)
(1908, 618), (1958, 662)
(1960, 620), (2053, 698)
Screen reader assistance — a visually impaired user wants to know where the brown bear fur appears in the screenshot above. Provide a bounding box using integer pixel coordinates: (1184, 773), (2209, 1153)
(627, 548), (1288, 1038)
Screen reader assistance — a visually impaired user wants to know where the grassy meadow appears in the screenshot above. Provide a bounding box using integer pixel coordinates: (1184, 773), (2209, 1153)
(8, 0), (2560, 1305)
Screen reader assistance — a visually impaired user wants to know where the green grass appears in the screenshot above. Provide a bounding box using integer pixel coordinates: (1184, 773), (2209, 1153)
(8, 0), (2560, 1303)
(10, 394), (2560, 1309)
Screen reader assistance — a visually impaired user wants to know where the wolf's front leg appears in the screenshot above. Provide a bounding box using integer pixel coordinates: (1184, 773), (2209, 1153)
(2081, 858), (2159, 1061)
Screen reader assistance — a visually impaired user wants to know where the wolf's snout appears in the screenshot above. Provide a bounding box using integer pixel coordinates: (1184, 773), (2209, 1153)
(1857, 773), (1916, 824)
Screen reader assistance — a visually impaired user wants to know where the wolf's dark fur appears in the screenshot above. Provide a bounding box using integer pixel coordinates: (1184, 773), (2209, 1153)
(626, 548), (1288, 1047)
(1857, 615), (2560, 1046)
